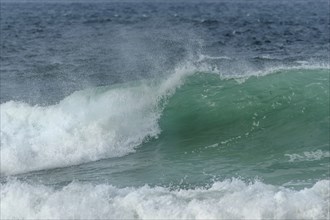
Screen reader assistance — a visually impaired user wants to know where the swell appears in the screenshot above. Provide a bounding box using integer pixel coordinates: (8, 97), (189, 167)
(0, 64), (329, 175)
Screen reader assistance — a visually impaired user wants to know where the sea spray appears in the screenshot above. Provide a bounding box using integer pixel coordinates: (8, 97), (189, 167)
(0, 61), (198, 175)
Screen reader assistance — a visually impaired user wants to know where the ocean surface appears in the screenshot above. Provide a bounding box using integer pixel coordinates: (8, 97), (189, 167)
(0, 0), (329, 219)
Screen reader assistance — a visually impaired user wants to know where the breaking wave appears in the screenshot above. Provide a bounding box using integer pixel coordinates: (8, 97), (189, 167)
(1, 63), (329, 175)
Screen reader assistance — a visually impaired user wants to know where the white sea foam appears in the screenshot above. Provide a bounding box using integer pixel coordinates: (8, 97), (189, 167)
(0, 87), (159, 175)
(0, 63), (196, 175)
(285, 150), (330, 162)
(1, 178), (328, 219)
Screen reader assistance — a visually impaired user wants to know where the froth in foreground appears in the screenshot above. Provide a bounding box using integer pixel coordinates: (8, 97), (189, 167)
(1, 179), (329, 219)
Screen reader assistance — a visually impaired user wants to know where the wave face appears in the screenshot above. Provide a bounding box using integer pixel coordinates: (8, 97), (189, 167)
(1, 179), (329, 219)
(133, 67), (329, 187)
(158, 68), (329, 156)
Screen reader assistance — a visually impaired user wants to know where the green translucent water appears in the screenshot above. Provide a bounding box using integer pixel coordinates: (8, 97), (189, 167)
(150, 69), (329, 187)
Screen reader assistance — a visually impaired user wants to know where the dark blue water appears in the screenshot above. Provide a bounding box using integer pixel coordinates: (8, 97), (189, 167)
(1, 0), (329, 104)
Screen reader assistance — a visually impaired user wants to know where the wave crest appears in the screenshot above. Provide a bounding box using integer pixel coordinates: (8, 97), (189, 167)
(0, 63), (198, 175)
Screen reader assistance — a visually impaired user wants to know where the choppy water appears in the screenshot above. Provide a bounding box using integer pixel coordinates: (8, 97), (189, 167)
(1, 0), (329, 219)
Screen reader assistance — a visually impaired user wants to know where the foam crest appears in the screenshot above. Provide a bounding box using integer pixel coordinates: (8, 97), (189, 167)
(0, 64), (196, 175)
(285, 150), (330, 162)
(226, 64), (330, 85)
(1, 179), (328, 219)
(1, 88), (158, 175)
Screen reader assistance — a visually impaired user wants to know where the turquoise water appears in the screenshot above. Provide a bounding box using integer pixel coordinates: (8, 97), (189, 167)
(157, 69), (329, 186)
